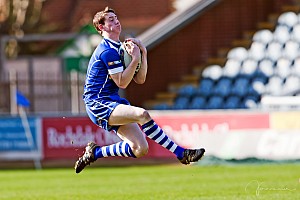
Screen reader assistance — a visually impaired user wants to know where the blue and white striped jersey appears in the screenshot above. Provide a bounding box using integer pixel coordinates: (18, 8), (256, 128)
(83, 37), (124, 102)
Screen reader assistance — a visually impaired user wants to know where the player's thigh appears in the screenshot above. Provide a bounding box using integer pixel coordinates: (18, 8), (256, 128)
(109, 104), (150, 125)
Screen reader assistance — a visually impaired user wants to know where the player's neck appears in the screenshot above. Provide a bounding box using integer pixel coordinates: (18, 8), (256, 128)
(103, 32), (120, 43)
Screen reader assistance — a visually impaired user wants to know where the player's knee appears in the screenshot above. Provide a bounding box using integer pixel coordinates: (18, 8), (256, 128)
(132, 142), (149, 158)
(136, 108), (151, 124)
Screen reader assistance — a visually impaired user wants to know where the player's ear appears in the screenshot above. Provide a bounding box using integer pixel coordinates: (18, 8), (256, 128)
(98, 24), (104, 31)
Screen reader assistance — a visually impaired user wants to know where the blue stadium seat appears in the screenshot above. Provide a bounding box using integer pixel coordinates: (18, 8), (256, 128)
(178, 84), (197, 97)
(230, 77), (250, 97)
(173, 96), (190, 110)
(223, 96), (241, 109)
(197, 78), (215, 96)
(189, 96), (206, 109)
(152, 103), (171, 110)
(206, 96), (224, 109)
(212, 77), (232, 97)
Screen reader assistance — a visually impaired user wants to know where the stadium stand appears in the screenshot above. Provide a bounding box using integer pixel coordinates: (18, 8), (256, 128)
(150, 11), (300, 110)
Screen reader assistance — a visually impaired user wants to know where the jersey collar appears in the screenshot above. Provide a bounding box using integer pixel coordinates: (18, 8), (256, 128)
(104, 37), (121, 46)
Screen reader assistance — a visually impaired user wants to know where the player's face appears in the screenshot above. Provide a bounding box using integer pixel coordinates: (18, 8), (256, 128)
(103, 13), (121, 34)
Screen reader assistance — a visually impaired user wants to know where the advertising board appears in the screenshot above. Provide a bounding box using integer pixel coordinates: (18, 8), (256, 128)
(0, 116), (41, 160)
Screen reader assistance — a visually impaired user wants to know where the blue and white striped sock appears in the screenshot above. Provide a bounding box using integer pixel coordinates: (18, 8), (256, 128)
(94, 141), (136, 159)
(142, 120), (185, 159)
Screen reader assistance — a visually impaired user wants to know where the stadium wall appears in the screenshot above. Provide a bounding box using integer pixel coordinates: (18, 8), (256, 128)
(1, 110), (299, 167)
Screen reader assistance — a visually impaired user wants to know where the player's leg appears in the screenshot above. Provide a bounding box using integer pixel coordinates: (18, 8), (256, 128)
(75, 123), (147, 173)
(108, 104), (205, 164)
(93, 123), (148, 159)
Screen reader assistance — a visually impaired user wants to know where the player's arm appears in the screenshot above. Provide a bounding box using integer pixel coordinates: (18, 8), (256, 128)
(102, 48), (139, 89)
(126, 38), (148, 84)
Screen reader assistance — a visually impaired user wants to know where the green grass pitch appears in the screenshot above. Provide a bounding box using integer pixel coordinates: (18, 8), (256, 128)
(0, 163), (299, 200)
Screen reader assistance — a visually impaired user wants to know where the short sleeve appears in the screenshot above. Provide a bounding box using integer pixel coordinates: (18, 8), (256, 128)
(101, 49), (124, 74)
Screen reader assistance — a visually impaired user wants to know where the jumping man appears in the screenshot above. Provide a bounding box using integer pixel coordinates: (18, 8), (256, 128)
(74, 7), (205, 173)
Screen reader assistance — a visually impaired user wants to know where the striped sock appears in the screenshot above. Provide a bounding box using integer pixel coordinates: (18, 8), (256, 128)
(142, 120), (185, 159)
(94, 141), (136, 159)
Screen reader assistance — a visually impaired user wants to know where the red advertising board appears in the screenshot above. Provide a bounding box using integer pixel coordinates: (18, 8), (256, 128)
(42, 117), (173, 159)
(150, 111), (270, 148)
(151, 112), (270, 130)
(42, 117), (121, 159)
(42, 112), (271, 160)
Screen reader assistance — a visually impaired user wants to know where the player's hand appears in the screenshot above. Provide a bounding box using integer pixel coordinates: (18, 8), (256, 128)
(125, 38), (147, 55)
(124, 41), (141, 61)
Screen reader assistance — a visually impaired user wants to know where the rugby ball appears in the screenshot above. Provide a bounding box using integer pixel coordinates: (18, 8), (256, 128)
(120, 42), (141, 74)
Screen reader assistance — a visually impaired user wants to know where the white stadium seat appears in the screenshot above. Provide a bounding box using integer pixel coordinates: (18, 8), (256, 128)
(282, 75), (300, 95)
(240, 58), (258, 77)
(248, 41), (266, 61)
(265, 41), (283, 62)
(283, 39), (300, 60)
(223, 59), (241, 78)
(265, 75), (284, 96)
(274, 57), (292, 79)
(252, 29), (273, 45)
(273, 25), (291, 44)
(291, 23), (300, 42)
(277, 12), (298, 28)
(227, 47), (248, 62)
(202, 64), (223, 80)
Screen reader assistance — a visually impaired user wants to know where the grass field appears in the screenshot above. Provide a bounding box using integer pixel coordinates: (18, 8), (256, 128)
(0, 163), (299, 200)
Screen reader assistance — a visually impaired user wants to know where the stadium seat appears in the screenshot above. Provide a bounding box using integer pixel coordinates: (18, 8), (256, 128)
(273, 25), (291, 44)
(197, 78), (215, 96)
(281, 75), (300, 95)
(178, 84), (197, 97)
(206, 96), (224, 109)
(230, 77), (250, 97)
(202, 65), (223, 80)
(223, 95), (241, 109)
(248, 82), (264, 98)
(241, 95), (260, 109)
(265, 41), (283, 62)
(240, 58), (258, 79)
(283, 40), (300, 60)
(277, 12), (298, 29)
(256, 58), (274, 80)
(274, 57), (292, 79)
(292, 57), (300, 77)
(173, 96), (190, 109)
(227, 47), (248, 62)
(223, 59), (241, 78)
(189, 96), (206, 109)
(212, 77), (232, 97)
(152, 103), (171, 110)
(291, 23), (300, 43)
(264, 75), (283, 96)
(248, 41), (266, 61)
(252, 29), (273, 45)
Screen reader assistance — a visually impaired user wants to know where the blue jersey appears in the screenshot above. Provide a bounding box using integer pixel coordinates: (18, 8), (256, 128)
(83, 37), (124, 102)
